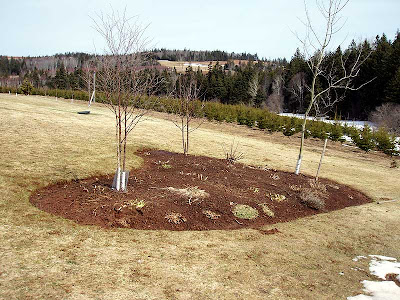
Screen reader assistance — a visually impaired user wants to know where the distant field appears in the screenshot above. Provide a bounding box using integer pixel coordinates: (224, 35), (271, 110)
(158, 59), (249, 72)
(0, 93), (399, 300)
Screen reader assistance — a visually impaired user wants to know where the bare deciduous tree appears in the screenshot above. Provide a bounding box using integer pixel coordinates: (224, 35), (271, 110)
(294, 0), (373, 175)
(287, 72), (307, 112)
(171, 75), (204, 155)
(370, 103), (400, 135)
(248, 73), (259, 105)
(266, 74), (284, 113)
(89, 9), (160, 191)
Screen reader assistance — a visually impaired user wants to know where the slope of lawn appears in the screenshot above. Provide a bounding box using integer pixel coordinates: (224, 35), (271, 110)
(0, 93), (399, 300)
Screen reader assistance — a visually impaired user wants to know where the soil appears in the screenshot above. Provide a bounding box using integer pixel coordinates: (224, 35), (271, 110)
(30, 149), (371, 231)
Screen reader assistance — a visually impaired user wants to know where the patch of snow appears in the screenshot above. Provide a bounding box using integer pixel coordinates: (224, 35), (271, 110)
(278, 113), (376, 130)
(395, 137), (400, 152)
(347, 280), (400, 300)
(348, 255), (400, 300)
(368, 256), (400, 280)
(369, 255), (397, 262)
(183, 63), (208, 68)
(342, 135), (353, 143)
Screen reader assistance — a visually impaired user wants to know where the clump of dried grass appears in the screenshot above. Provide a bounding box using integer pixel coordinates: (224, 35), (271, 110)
(289, 184), (302, 191)
(202, 209), (221, 220)
(165, 186), (209, 199)
(165, 212), (187, 224)
(267, 193), (286, 202)
(309, 179), (327, 194)
(258, 203), (275, 217)
(300, 189), (326, 210)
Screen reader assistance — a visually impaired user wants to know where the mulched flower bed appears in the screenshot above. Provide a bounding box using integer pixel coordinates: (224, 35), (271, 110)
(30, 149), (371, 231)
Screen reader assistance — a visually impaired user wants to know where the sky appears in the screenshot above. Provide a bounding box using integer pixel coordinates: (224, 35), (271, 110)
(1, 0), (399, 60)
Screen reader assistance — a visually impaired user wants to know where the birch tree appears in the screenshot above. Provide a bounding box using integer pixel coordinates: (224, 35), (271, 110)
(90, 9), (159, 191)
(171, 73), (204, 155)
(294, 0), (373, 175)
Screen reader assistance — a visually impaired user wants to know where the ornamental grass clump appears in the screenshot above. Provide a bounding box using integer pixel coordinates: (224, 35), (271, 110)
(258, 203), (275, 217)
(165, 212), (187, 224)
(232, 204), (259, 220)
(299, 189), (326, 210)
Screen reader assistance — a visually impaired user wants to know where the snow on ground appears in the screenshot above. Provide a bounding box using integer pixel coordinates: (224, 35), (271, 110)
(347, 255), (400, 300)
(279, 113), (400, 151)
(183, 63), (208, 68)
(278, 113), (376, 130)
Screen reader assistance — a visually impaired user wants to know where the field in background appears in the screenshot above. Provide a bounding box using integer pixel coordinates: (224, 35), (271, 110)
(158, 59), (250, 73)
(0, 93), (399, 300)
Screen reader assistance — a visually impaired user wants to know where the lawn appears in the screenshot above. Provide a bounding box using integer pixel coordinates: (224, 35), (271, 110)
(0, 93), (399, 299)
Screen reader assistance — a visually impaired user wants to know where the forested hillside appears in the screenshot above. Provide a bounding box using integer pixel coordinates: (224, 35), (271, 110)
(0, 32), (399, 120)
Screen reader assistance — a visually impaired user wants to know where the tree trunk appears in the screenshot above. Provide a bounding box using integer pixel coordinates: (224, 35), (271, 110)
(181, 118), (186, 155)
(186, 117), (190, 155)
(295, 51), (323, 175)
(316, 138), (328, 181)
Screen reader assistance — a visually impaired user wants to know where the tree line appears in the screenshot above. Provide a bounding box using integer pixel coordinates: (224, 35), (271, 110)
(1, 31), (399, 122)
(149, 48), (259, 61)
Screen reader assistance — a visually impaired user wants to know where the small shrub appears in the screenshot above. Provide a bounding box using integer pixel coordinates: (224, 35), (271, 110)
(165, 212), (187, 224)
(329, 123), (345, 142)
(256, 114), (268, 129)
(232, 204), (259, 220)
(310, 121), (329, 139)
(243, 109), (256, 127)
(373, 127), (398, 156)
(283, 126), (296, 136)
(300, 189), (325, 210)
(237, 107), (248, 126)
(20, 79), (33, 95)
(258, 203), (275, 217)
(352, 124), (375, 152)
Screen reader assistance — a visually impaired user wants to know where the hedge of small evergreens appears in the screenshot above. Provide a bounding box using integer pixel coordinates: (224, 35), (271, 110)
(1, 86), (398, 156)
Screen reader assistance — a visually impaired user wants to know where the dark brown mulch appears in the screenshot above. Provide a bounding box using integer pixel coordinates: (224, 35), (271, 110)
(30, 149), (371, 231)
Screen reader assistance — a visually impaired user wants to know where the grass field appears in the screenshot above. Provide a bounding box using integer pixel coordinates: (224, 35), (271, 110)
(0, 93), (399, 299)
(158, 60), (240, 73)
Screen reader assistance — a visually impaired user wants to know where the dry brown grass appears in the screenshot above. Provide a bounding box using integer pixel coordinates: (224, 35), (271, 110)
(165, 186), (209, 200)
(258, 203), (275, 217)
(0, 93), (399, 300)
(202, 209), (221, 220)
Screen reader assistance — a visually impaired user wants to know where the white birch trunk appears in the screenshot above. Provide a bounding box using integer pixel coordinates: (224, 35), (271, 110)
(115, 167), (121, 191)
(121, 171), (126, 191)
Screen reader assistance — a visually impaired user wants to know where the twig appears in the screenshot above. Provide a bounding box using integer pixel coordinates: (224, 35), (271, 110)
(235, 219), (243, 225)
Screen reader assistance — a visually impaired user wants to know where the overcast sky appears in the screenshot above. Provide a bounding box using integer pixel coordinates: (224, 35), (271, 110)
(1, 0), (399, 60)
